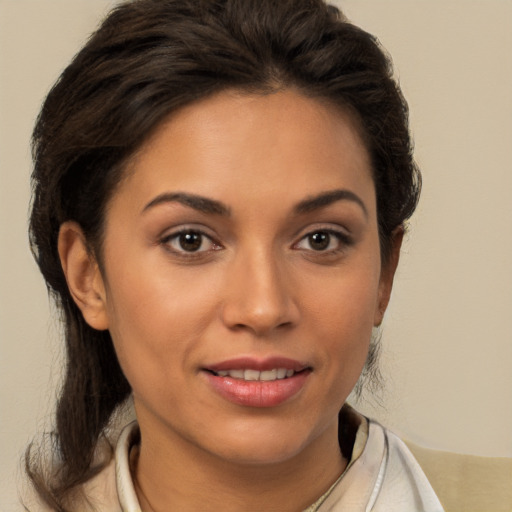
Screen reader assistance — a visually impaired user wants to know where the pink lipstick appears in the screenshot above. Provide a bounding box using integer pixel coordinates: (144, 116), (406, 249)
(202, 357), (311, 407)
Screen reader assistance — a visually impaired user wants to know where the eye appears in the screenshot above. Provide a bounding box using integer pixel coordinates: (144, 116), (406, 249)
(162, 229), (219, 254)
(295, 229), (350, 253)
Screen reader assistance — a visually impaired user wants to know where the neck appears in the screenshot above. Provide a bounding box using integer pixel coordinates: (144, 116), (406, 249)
(132, 419), (346, 512)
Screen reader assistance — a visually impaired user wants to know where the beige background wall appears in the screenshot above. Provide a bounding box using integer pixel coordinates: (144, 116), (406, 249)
(1, 0), (511, 509)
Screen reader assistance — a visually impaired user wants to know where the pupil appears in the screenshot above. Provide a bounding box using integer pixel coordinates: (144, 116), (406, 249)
(309, 232), (330, 251)
(179, 232), (202, 251)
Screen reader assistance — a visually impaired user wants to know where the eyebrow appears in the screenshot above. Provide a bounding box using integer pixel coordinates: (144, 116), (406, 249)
(142, 188), (367, 218)
(294, 189), (368, 218)
(142, 192), (231, 216)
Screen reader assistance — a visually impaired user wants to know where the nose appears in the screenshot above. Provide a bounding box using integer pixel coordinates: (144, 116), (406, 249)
(220, 247), (299, 336)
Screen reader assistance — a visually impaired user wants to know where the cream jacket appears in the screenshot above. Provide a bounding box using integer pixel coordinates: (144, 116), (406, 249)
(24, 407), (444, 511)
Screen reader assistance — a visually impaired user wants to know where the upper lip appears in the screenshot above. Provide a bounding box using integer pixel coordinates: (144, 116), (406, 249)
(204, 356), (310, 373)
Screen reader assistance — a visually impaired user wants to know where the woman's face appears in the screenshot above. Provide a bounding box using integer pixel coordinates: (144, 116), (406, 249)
(87, 90), (396, 465)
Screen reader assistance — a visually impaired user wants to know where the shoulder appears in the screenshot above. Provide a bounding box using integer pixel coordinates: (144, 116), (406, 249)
(81, 457), (121, 512)
(317, 413), (444, 512)
(369, 421), (444, 511)
(21, 430), (129, 512)
(22, 459), (120, 512)
(77, 421), (140, 511)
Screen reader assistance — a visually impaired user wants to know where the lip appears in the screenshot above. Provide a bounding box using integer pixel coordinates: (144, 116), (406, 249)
(202, 356), (311, 408)
(205, 356), (308, 373)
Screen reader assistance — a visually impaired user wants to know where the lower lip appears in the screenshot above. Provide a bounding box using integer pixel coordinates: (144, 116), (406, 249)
(203, 371), (310, 408)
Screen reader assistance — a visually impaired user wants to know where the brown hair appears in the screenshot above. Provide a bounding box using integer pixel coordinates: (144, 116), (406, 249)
(27, 0), (420, 508)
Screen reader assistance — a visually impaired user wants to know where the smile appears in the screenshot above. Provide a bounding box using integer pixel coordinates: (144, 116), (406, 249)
(203, 357), (311, 407)
(212, 368), (296, 381)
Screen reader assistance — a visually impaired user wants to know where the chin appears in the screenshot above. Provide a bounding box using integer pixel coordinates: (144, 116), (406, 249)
(215, 439), (307, 466)
(201, 417), (327, 467)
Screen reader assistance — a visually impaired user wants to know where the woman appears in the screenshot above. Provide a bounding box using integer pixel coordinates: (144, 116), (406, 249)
(25, 0), (443, 510)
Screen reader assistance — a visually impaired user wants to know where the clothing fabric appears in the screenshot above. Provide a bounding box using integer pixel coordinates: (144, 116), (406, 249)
(311, 418), (444, 511)
(24, 406), (444, 511)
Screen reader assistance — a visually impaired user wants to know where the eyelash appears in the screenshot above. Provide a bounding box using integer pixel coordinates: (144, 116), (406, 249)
(159, 227), (353, 259)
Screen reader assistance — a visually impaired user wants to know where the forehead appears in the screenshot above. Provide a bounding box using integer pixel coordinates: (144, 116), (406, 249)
(117, 89), (375, 215)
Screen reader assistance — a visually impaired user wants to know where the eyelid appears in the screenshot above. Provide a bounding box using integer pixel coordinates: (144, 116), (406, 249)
(293, 223), (351, 241)
(159, 222), (217, 241)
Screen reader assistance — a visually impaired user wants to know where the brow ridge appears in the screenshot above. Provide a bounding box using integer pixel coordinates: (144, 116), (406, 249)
(142, 192), (230, 216)
(294, 189), (368, 217)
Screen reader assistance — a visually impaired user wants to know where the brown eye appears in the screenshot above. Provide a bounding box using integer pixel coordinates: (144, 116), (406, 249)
(295, 228), (351, 254)
(178, 231), (203, 252)
(163, 229), (218, 254)
(308, 231), (331, 251)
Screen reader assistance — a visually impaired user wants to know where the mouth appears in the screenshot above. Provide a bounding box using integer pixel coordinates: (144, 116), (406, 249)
(202, 357), (311, 407)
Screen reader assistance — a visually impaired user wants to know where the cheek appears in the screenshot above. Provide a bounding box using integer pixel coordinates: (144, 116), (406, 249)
(303, 261), (381, 378)
(102, 259), (221, 384)
(304, 255), (381, 335)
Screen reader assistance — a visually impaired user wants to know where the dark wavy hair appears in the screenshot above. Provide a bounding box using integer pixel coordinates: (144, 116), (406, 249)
(26, 0), (420, 509)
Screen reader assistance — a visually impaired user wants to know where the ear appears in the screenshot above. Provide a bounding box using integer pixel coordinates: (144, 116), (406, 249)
(58, 221), (109, 331)
(374, 227), (404, 326)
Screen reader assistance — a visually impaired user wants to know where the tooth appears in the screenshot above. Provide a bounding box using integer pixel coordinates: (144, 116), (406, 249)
(260, 369), (277, 381)
(216, 369), (295, 381)
(244, 369), (260, 381)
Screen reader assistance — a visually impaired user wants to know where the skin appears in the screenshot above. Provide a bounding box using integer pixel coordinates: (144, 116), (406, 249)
(59, 89), (401, 511)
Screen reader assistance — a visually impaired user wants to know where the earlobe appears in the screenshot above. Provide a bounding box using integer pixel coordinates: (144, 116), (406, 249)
(374, 227), (404, 326)
(58, 221), (109, 330)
